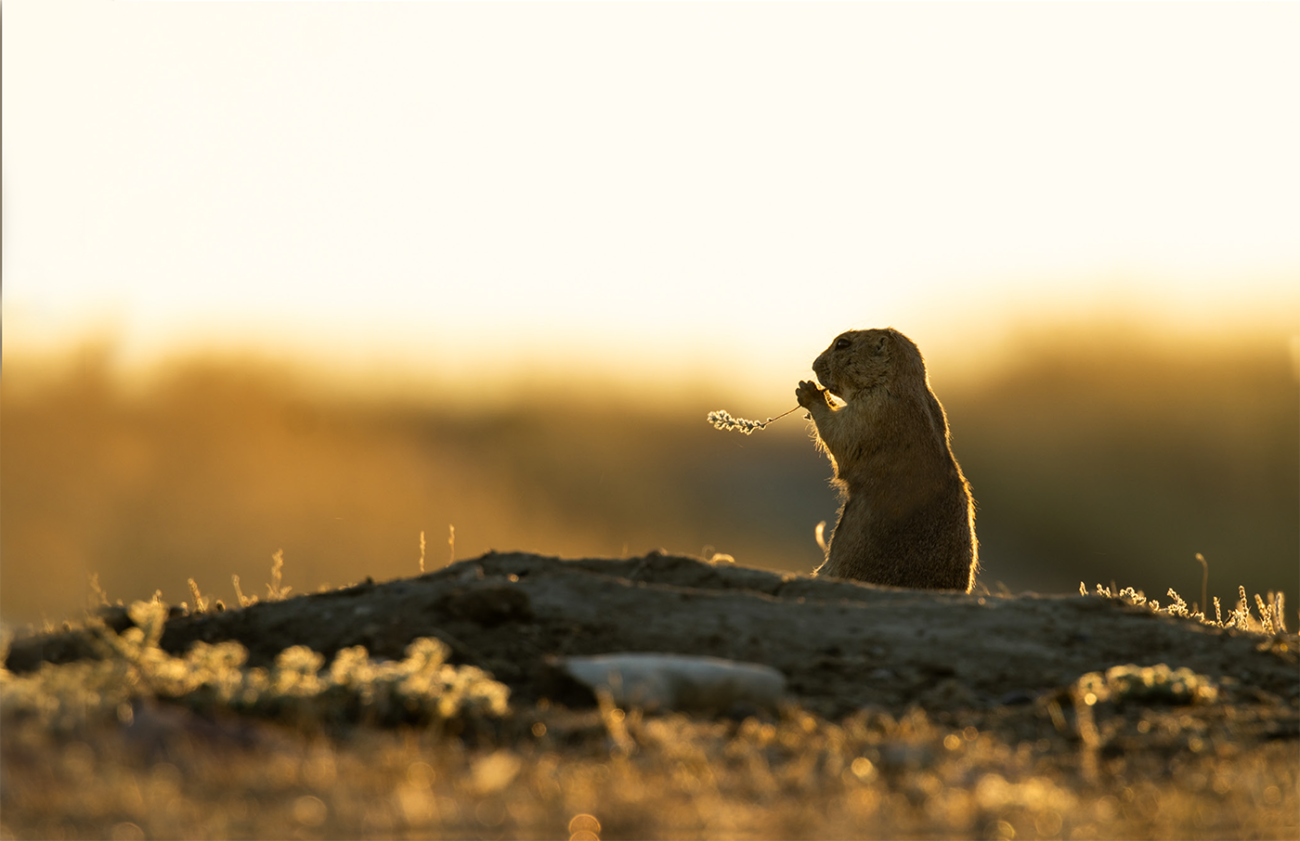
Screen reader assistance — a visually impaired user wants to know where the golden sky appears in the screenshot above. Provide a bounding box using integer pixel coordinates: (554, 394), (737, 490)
(4, 1), (1298, 400)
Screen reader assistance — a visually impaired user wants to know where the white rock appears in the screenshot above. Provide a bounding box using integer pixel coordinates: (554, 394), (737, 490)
(562, 653), (786, 712)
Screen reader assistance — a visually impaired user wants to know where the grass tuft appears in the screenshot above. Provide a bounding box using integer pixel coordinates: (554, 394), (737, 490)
(232, 574), (257, 608)
(87, 574), (111, 610)
(0, 599), (509, 734)
(187, 578), (210, 613)
(1082, 580), (1291, 634)
(266, 549), (292, 602)
(1075, 663), (1220, 707)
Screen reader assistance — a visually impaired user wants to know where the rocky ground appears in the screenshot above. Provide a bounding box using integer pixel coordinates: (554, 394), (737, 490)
(3, 552), (1297, 839)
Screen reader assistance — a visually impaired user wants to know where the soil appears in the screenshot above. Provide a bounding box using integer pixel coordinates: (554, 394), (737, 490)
(8, 551), (1298, 729)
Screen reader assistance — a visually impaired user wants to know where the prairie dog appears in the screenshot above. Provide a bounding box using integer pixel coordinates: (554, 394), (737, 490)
(796, 328), (978, 592)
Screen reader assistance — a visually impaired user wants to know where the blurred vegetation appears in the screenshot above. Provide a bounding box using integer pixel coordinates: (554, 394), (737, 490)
(0, 599), (509, 735)
(2, 325), (1296, 628)
(940, 325), (1298, 610)
(3, 661), (1295, 840)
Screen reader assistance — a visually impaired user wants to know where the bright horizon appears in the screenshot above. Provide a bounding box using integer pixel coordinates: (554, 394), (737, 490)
(4, 2), (1298, 402)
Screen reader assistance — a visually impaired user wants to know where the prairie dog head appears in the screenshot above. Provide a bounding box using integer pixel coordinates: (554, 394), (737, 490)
(812, 328), (928, 402)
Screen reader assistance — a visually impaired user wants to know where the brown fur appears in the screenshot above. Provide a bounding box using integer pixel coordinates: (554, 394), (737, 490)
(796, 328), (978, 592)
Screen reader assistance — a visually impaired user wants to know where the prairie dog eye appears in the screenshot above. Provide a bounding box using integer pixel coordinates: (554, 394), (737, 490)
(834, 336), (851, 351)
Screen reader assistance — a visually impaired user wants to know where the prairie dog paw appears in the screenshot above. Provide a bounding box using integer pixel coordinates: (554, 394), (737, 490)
(796, 380), (828, 410)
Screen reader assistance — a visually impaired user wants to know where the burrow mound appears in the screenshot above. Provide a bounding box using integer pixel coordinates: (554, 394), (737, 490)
(7, 551), (1297, 718)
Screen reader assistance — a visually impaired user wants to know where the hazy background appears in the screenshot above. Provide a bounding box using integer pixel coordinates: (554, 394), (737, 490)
(3, 2), (1297, 627)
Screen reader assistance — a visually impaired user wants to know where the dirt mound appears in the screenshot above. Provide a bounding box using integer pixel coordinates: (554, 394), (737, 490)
(8, 551), (1296, 721)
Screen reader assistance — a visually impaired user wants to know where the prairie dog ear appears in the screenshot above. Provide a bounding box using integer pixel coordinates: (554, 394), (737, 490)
(875, 334), (888, 353)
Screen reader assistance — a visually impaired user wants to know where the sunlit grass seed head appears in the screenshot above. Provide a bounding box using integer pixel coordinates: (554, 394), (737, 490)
(707, 406), (799, 435)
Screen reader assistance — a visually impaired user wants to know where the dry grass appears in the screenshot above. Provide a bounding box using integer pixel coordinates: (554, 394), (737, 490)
(2, 688), (1295, 840)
